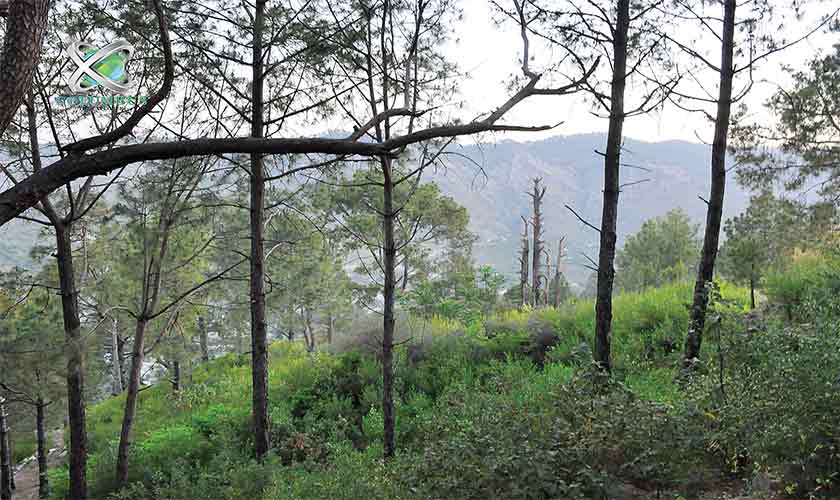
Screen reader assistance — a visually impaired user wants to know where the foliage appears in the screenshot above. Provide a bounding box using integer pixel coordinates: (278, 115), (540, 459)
(615, 209), (700, 292)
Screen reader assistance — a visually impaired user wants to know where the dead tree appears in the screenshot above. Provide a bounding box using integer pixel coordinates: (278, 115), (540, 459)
(552, 237), (566, 308)
(518, 216), (530, 308)
(529, 178), (546, 307)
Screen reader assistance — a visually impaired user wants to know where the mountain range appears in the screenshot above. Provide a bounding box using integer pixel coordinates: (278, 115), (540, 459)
(1, 134), (752, 285)
(426, 133), (750, 286)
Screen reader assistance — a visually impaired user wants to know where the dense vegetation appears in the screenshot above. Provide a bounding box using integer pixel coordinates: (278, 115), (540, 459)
(28, 254), (837, 499)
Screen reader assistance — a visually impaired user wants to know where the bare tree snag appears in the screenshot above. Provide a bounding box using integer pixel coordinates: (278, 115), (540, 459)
(553, 237), (566, 308)
(518, 216), (530, 308)
(529, 178), (546, 307)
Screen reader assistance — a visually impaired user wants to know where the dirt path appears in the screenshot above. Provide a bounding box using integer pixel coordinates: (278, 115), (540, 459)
(11, 430), (65, 500)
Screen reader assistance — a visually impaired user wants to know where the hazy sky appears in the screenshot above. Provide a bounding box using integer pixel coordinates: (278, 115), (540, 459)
(448, 0), (838, 145)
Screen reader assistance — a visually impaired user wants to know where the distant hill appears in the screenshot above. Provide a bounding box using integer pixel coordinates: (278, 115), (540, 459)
(426, 134), (751, 286)
(0, 134), (752, 282)
(0, 220), (43, 272)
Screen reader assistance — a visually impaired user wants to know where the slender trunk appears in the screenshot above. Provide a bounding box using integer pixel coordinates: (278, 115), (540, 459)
(36, 399), (49, 498)
(519, 217), (529, 308)
(198, 315), (209, 362)
(117, 335), (127, 389)
(553, 239), (564, 308)
(172, 360), (181, 392)
(326, 313), (334, 345)
(55, 224), (87, 499)
(111, 317), (123, 395)
(530, 179), (545, 306)
(0, 397), (10, 500)
(400, 257), (409, 291)
(684, 0), (736, 366)
(249, 0), (270, 459)
(304, 309), (315, 352)
(115, 318), (148, 485)
(593, 0), (629, 374)
(381, 157), (396, 458)
(749, 276), (755, 310)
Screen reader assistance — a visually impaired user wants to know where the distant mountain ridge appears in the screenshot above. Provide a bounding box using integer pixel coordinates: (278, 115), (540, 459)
(426, 133), (750, 286)
(0, 134), (752, 283)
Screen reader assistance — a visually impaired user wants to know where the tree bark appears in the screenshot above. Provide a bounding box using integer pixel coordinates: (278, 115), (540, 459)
(593, 0), (629, 374)
(172, 360), (181, 392)
(36, 399), (49, 499)
(0, 0), (50, 138)
(326, 313), (334, 345)
(111, 317), (123, 395)
(55, 224), (87, 499)
(198, 316), (209, 362)
(249, 0), (271, 460)
(553, 238), (565, 308)
(683, 0), (736, 366)
(530, 179), (545, 306)
(0, 397), (10, 500)
(381, 157), (397, 459)
(519, 217), (530, 308)
(115, 318), (148, 485)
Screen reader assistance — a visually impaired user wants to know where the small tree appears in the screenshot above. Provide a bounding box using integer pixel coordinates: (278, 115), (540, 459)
(615, 209), (700, 292)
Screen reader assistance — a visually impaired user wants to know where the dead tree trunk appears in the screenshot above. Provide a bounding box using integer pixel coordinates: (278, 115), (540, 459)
(529, 179), (546, 307)
(544, 248), (552, 306)
(553, 238), (566, 308)
(0, 397), (10, 500)
(594, 0), (629, 374)
(519, 216), (530, 308)
(684, 0), (736, 366)
(249, 0), (271, 460)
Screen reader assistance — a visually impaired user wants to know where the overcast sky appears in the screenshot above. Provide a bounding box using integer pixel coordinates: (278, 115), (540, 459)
(447, 0), (838, 145)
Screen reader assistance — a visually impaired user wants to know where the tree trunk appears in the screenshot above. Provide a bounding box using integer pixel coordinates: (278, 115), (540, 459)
(381, 156), (397, 459)
(55, 224), (87, 499)
(249, 0), (271, 460)
(0, 397), (11, 500)
(683, 0), (736, 366)
(198, 315), (209, 362)
(326, 313), (334, 344)
(749, 276), (755, 310)
(0, 0), (50, 138)
(519, 217), (530, 308)
(553, 238), (565, 308)
(530, 179), (545, 306)
(36, 399), (49, 499)
(111, 317), (123, 395)
(593, 0), (629, 374)
(115, 318), (148, 485)
(172, 360), (181, 392)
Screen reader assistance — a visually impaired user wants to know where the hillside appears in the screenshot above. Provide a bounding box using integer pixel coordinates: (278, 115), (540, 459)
(41, 268), (840, 499)
(0, 135), (748, 278)
(428, 134), (750, 285)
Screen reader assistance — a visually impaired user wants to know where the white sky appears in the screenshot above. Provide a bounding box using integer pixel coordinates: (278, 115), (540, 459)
(447, 0), (838, 145)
